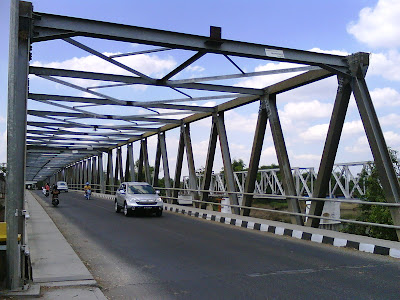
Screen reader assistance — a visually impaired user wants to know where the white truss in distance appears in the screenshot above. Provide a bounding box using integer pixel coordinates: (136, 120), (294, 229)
(182, 161), (373, 199)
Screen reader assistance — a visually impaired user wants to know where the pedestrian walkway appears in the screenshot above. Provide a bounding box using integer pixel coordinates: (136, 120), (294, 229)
(2, 191), (107, 299)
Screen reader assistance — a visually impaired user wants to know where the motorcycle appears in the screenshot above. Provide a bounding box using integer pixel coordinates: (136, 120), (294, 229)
(52, 194), (59, 206)
(42, 188), (49, 197)
(85, 189), (92, 200)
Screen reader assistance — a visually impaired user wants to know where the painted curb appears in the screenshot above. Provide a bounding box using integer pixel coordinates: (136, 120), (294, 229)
(164, 204), (400, 259)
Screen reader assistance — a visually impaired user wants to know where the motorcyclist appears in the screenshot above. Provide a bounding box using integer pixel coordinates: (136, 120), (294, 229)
(51, 184), (60, 201)
(84, 182), (91, 195)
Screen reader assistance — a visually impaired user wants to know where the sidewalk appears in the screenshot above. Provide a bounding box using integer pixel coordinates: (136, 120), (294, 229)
(3, 191), (107, 299)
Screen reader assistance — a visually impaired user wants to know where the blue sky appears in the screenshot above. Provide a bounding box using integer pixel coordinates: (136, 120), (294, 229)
(1, 0), (400, 175)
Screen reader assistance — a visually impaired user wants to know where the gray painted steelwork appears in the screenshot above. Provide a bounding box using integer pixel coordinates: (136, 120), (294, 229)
(7, 1), (400, 290)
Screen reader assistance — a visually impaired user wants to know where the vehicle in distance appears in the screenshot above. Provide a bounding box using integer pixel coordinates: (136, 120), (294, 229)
(56, 181), (68, 192)
(115, 182), (163, 217)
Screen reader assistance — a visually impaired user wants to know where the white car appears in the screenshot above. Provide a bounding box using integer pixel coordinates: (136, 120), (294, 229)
(115, 182), (163, 217)
(56, 181), (68, 192)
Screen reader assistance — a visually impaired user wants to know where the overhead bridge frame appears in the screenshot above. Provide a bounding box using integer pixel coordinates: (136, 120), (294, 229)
(6, 0), (400, 289)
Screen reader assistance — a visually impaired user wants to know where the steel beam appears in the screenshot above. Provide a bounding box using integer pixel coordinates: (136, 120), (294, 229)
(215, 112), (240, 215)
(6, 0), (31, 289)
(153, 137), (161, 187)
(173, 127), (185, 203)
(32, 12), (348, 68)
(183, 124), (199, 207)
(241, 97), (269, 216)
(30, 66), (264, 95)
(141, 139), (151, 184)
(106, 150), (113, 194)
(98, 154), (105, 194)
(159, 132), (172, 202)
(349, 53), (400, 239)
(306, 76), (352, 227)
(267, 94), (303, 225)
(200, 119), (218, 209)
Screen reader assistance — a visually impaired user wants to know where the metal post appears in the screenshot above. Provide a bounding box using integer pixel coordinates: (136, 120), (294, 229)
(141, 139), (151, 184)
(306, 76), (352, 227)
(268, 94), (303, 225)
(118, 147), (123, 183)
(125, 146), (130, 182)
(242, 97), (268, 216)
(159, 132), (172, 202)
(183, 124), (199, 207)
(138, 142), (144, 182)
(106, 150), (113, 194)
(215, 112), (240, 215)
(173, 126), (185, 203)
(128, 143), (135, 182)
(349, 53), (400, 239)
(6, 0), (32, 289)
(200, 119), (218, 209)
(98, 154), (105, 194)
(153, 138), (161, 187)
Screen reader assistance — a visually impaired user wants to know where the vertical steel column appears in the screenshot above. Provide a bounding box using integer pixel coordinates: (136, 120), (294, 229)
(87, 157), (92, 184)
(128, 143), (136, 182)
(183, 123), (199, 207)
(138, 142), (144, 182)
(83, 160), (87, 185)
(98, 154), (105, 194)
(125, 146), (131, 182)
(6, 1), (32, 288)
(349, 53), (400, 239)
(306, 76), (352, 227)
(242, 97), (268, 216)
(159, 132), (172, 202)
(91, 156), (97, 189)
(268, 94), (303, 225)
(106, 150), (113, 194)
(114, 148), (122, 188)
(152, 137), (162, 187)
(118, 148), (123, 183)
(173, 126), (185, 203)
(200, 119), (218, 209)
(215, 112), (240, 215)
(141, 139), (151, 184)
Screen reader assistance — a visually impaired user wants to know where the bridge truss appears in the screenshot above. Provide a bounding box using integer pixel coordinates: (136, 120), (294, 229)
(6, 0), (400, 289)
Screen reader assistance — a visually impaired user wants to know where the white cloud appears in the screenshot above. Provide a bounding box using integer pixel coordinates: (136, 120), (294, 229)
(300, 120), (364, 143)
(384, 131), (400, 146)
(370, 87), (400, 107)
(345, 136), (369, 153)
(347, 0), (400, 48)
(343, 120), (364, 136)
(299, 123), (328, 142)
(369, 51), (400, 81)
(187, 65), (205, 72)
(224, 110), (258, 133)
(380, 113), (400, 127)
(280, 100), (333, 122)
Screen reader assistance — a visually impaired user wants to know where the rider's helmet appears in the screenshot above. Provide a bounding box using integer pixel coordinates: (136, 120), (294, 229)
(86, 182), (89, 185)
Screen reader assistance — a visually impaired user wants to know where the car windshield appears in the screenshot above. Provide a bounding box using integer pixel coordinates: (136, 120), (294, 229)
(127, 184), (155, 194)
(58, 182), (66, 185)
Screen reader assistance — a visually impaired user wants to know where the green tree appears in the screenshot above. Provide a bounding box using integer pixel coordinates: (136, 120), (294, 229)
(343, 148), (400, 241)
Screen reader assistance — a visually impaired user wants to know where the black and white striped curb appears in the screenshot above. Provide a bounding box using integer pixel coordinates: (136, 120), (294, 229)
(164, 204), (400, 259)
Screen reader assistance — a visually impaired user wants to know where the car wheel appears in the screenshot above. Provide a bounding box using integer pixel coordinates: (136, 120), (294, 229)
(155, 209), (163, 217)
(115, 200), (121, 213)
(123, 202), (131, 217)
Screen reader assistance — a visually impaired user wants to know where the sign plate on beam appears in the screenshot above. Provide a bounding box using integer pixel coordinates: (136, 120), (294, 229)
(265, 48), (285, 58)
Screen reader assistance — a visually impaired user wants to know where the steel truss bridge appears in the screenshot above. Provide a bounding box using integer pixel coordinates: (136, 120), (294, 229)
(5, 0), (400, 290)
(182, 161), (371, 200)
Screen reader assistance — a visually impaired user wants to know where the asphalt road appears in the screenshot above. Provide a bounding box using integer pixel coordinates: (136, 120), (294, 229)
(34, 191), (400, 299)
